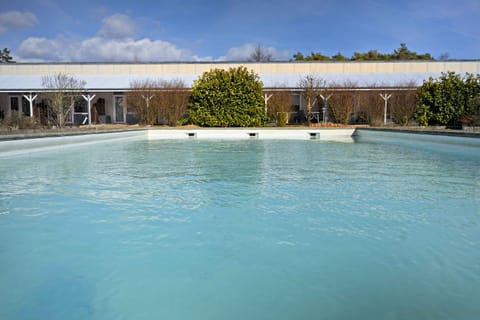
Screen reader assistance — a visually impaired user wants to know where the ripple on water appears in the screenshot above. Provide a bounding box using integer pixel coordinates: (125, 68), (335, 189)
(0, 139), (479, 319)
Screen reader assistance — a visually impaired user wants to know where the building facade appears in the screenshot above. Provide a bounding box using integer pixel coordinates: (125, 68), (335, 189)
(1, 61), (479, 125)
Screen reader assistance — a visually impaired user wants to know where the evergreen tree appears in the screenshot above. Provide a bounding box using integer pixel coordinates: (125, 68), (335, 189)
(0, 48), (14, 63)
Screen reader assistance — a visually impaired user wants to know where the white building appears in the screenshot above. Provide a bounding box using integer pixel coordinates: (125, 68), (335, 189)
(1, 61), (479, 125)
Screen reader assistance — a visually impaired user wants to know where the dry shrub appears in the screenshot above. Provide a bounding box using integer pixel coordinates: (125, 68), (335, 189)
(0, 111), (39, 130)
(265, 89), (293, 126)
(127, 79), (189, 126)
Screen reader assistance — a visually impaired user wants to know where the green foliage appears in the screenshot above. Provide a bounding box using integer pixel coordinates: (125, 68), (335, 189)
(305, 52), (330, 61)
(352, 50), (390, 61)
(0, 48), (14, 63)
(293, 44), (434, 61)
(415, 72), (480, 126)
(292, 52), (304, 61)
(392, 43), (433, 60)
(188, 67), (267, 127)
(331, 52), (349, 61)
(293, 51), (330, 61)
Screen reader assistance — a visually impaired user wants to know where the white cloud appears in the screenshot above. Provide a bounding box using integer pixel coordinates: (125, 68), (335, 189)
(0, 11), (38, 33)
(17, 37), (67, 61)
(16, 35), (203, 62)
(218, 43), (290, 61)
(72, 37), (194, 62)
(13, 13), (288, 63)
(14, 13), (212, 62)
(98, 14), (135, 39)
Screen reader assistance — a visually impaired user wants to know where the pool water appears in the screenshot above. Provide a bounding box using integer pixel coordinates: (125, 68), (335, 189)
(0, 137), (479, 319)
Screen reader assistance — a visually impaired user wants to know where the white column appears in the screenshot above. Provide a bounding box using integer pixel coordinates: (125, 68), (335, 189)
(320, 94), (332, 123)
(142, 95), (153, 109)
(82, 94), (96, 125)
(263, 93), (273, 114)
(23, 93), (38, 117)
(379, 93), (392, 125)
(142, 94), (154, 123)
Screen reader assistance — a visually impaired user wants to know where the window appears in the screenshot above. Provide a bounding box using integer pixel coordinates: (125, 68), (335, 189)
(74, 99), (88, 113)
(22, 97), (30, 116)
(9, 97), (30, 116)
(114, 96), (124, 122)
(10, 97), (19, 112)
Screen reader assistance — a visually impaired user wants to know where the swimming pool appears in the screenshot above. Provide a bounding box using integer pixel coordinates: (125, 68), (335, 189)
(0, 131), (479, 319)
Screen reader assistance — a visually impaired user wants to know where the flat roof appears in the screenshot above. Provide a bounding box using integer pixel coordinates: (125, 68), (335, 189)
(1, 61), (478, 92)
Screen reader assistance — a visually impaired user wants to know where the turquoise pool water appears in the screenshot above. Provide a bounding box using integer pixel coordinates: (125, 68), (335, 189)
(0, 136), (479, 319)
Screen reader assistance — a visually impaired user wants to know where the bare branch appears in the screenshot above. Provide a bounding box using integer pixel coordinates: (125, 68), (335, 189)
(249, 44), (273, 62)
(41, 73), (86, 127)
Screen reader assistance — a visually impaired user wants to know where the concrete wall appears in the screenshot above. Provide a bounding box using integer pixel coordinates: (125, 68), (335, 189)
(147, 128), (356, 141)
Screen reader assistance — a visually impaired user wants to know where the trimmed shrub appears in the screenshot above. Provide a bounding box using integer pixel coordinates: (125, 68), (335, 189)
(188, 67), (267, 127)
(415, 72), (480, 126)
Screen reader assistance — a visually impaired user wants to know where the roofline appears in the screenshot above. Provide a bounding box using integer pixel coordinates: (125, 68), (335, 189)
(2, 59), (480, 66)
(0, 86), (418, 94)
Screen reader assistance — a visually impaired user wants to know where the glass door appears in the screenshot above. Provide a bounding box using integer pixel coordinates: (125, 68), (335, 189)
(114, 96), (125, 123)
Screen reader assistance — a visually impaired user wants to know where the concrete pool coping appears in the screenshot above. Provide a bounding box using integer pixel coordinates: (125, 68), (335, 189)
(0, 127), (479, 158)
(0, 128), (355, 157)
(359, 127), (480, 139)
(1, 126), (479, 141)
(0, 127), (146, 142)
(354, 128), (480, 148)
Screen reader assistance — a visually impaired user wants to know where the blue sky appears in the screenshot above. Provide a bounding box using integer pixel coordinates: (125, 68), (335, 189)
(1, 0), (479, 62)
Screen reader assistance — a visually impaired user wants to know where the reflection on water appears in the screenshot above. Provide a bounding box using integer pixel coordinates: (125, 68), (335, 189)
(0, 139), (479, 320)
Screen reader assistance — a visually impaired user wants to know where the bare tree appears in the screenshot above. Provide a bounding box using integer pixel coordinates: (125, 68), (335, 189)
(298, 75), (328, 125)
(265, 88), (293, 126)
(249, 44), (273, 62)
(355, 88), (384, 126)
(438, 52), (450, 61)
(390, 81), (417, 126)
(127, 79), (162, 125)
(329, 80), (358, 124)
(159, 79), (190, 126)
(41, 73), (86, 127)
(127, 79), (190, 126)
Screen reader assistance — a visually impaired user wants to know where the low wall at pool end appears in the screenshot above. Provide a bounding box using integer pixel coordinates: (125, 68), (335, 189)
(354, 128), (480, 147)
(147, 128), (356, 141)
(0, 130), (147, 157)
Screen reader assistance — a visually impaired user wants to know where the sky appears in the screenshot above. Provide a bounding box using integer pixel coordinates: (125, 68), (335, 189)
(0, 0), (479, 62)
